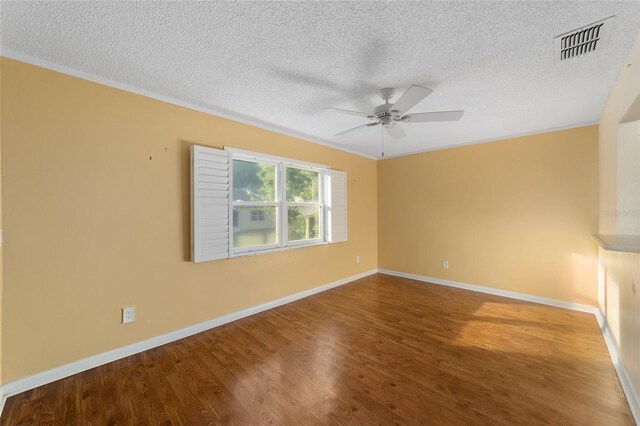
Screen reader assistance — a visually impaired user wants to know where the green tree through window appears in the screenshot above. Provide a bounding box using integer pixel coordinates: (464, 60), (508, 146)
(231, 155), (324, 251)
(286, 168), (320, 241)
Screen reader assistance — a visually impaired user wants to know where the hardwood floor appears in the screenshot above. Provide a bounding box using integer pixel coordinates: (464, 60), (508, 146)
(1, 273), (633, 425)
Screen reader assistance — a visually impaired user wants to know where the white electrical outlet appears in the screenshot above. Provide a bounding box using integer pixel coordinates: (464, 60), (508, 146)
(443, 260), (449, 269)
(122, 306), (135, 324)
(356, 255), (360, 264)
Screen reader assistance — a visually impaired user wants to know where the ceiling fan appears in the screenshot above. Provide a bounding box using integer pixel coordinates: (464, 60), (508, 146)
(326, 85), (464, 139)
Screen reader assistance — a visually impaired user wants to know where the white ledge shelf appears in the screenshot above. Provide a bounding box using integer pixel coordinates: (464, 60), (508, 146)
(594, 234), (640, 253)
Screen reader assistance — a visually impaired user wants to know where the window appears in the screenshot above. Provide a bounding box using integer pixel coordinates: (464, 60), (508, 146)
(230, 151), (325, 254)
(250, 209), (265, 222)
(191, 145), (347, 263)
(232, 158), (278, 251)
(286, 167), (322, 244)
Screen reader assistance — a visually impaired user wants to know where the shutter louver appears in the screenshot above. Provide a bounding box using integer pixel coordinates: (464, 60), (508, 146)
(327, 170), (347, 243)
(191, 145), (230, 262)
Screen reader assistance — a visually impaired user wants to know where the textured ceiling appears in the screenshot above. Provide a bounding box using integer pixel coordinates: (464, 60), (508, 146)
(2, 1), (640, 158)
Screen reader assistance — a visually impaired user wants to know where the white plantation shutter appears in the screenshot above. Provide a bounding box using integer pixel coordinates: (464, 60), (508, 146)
(191, 145), (230, 262)
(326, 170), (347, 243)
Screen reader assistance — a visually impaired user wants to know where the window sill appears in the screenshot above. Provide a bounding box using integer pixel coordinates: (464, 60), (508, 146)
(230, 241), (328, 258)
(593, 234), (640, 253)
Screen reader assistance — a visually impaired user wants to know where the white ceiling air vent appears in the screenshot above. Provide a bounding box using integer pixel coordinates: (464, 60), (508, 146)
(554, 16), (615, 62)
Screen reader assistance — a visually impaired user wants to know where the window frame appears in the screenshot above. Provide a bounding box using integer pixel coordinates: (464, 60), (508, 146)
(227, 148), (328, 257)
(282, 164), (324, 247)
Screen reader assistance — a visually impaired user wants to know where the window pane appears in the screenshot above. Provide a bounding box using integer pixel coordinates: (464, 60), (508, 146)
(233, 160), (276, 202)
(288, 206), (320, 241)
(233, 206), (277, 248)
(286, 168), (319, 202)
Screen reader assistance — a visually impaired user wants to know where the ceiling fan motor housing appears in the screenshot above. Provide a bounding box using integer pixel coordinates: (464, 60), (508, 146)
(373, 103), (400, 127)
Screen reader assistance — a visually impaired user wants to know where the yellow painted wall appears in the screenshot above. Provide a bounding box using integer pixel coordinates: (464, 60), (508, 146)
(598, 34), (640, 401)
(0, 58), (378, 383)
(0, 54), (612, 387)
(378, 126), (599, 305)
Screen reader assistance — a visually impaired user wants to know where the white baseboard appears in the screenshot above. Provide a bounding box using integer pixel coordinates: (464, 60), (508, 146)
(0, 387), (6, 419)
(3, 268), (637, 425)
(595, 310), (640, 425)
(2, 269), (377, 399)
(379, 268), (639, 424)
(378, 269), (598, 314)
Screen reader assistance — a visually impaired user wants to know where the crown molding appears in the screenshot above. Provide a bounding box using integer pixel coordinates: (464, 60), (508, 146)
(376, 121), (599, 160)
(0, 49), (377, 161)
(0, 50), (599, 162)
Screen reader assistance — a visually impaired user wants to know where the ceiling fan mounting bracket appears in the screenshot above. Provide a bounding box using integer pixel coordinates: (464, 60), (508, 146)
(380, 88), (395, 103)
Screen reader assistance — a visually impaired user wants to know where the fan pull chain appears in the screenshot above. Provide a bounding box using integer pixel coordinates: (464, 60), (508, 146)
(381, 125), (385, 158)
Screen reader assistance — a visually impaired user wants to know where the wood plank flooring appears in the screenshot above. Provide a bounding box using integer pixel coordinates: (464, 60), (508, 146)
(1, 273), (633, 425)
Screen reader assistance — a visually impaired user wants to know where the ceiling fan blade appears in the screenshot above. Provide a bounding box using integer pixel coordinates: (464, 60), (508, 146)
(391, 85), (433, 115)
(334, 122), (379, 137)
(325, 107), (373, 118)
(384, 124), (406, 140)
(402, 110), (464, 122)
